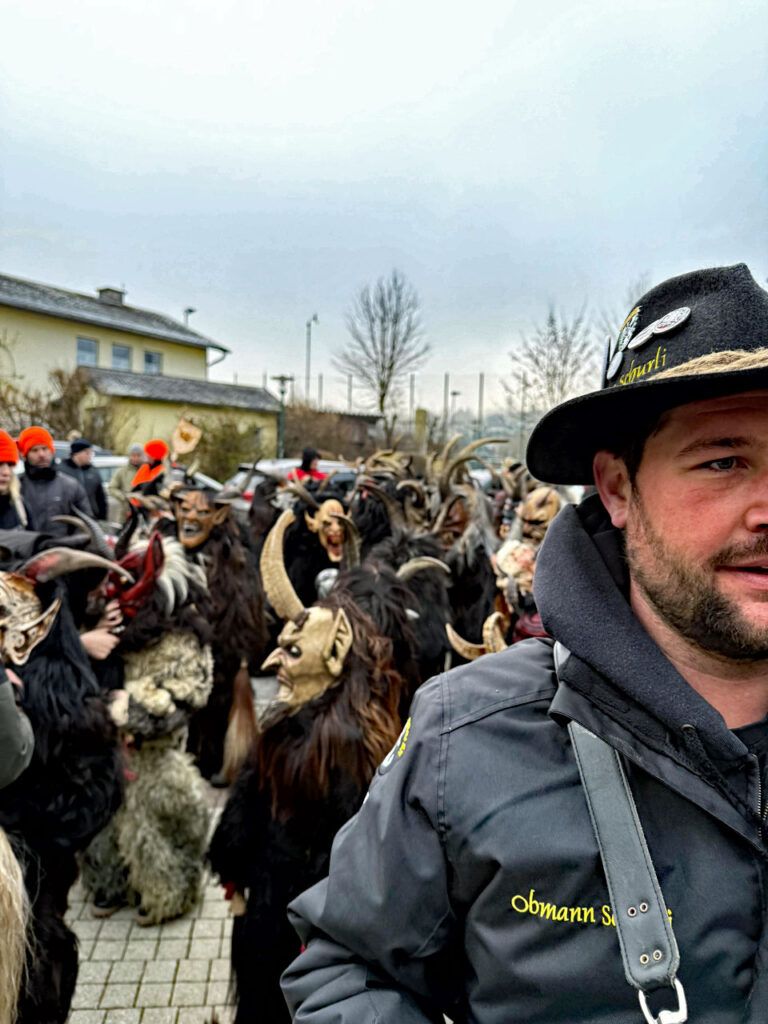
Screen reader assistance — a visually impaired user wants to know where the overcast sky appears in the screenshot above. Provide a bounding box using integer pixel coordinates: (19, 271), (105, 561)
(2, 0), (766, 415)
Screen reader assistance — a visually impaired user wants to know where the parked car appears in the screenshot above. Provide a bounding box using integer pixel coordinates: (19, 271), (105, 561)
(224, 459), (357, 503)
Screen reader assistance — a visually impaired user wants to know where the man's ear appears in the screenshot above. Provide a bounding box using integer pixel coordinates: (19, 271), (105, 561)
(593, 450), (631, 529)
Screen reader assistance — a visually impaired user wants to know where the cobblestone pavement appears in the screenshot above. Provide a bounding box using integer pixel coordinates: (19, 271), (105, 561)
(66, 785), (236, 1024)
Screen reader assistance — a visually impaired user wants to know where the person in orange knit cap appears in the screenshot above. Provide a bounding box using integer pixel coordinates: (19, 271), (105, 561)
(131, 439), (169, 490)
(17, 426), (91, 535)
(0, 430), (27, 529)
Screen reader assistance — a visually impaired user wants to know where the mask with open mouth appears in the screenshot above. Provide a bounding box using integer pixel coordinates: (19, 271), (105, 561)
(305, 499), (347, 563)
(173, 489), (230, 549)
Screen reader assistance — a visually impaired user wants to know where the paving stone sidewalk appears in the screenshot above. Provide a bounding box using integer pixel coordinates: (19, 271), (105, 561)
(66, 786), (236, 1024)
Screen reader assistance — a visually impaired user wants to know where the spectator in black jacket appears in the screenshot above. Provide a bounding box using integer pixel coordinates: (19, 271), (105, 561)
(0, 430), (27, 530)
(59, 438), (107, 520)
(17, 426), (91, 536)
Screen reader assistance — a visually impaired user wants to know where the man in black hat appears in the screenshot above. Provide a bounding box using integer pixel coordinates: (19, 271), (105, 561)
(281, 264), (768, 1023)
(59, 438), (107, 520)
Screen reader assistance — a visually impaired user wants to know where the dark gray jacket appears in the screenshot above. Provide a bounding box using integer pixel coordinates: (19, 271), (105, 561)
(58, 457), (107, 520)
(19, 464), (92, 536)
(282, 494), (768, 1022)
(0, 673), (33, 789)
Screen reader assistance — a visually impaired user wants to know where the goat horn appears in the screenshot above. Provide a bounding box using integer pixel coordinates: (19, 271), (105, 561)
(52, 511), (113, 561)
(359, 481), (406, 530)
(439, 437), (508, 500)
(397, 556), (450, 581)
(20, 548), (134, 584)
(396, 479), (425, 503)
(317, 469), (339, 494)
(445, 623), (485, 661)
(438, 433), (462, 468)
(482, 611), (510, 654)
(332, 513), (361, 569)
(72, 507), (114, 559)
(286, 481), (320, 510)
(114, 504), (140, 561)
(259, 510), (305, 623)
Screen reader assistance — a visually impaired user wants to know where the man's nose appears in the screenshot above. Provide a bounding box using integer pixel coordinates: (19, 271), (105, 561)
(744, 469), (768, 532)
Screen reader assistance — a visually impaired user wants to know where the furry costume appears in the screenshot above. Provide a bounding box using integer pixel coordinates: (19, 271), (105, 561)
(210, 511), (404, 1023)
(81, 536), (214, 925)
(172, 489), (268, 782)
(0, 544), (126, 1024)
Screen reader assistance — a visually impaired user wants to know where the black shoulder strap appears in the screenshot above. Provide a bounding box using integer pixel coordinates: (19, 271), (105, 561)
(554, 643), (688, 1024)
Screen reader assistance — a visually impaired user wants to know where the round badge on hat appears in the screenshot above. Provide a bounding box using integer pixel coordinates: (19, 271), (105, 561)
(627, 306), (690, 349)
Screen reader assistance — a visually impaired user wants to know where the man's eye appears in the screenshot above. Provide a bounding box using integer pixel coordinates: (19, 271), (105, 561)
(702, 456), (741, 472)
(287, 645), (301, 658)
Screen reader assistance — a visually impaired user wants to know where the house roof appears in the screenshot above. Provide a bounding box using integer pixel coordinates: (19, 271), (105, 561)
(88, 367), (281, 413)
(0, 272), (229, 353)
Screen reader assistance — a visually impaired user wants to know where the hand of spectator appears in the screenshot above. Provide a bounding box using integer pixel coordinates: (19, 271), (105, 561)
(81, 629), (121, 660)
(96, 599), (123, 632)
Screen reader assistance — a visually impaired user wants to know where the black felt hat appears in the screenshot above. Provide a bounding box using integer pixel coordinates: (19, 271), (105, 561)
(526, 264), (768, 484)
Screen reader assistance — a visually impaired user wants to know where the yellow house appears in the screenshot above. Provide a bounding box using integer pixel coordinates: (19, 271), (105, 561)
(0, 272), (279, 454)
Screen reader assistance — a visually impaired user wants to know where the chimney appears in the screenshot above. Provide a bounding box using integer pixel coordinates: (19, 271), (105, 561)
(97, 287), (125, 306)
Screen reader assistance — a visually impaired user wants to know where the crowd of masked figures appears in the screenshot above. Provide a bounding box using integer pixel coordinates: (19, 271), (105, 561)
(0, 434), (573, 1024)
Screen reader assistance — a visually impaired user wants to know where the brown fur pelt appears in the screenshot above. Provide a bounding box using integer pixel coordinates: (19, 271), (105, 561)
(0, 827), (28, 1024)
(187, 518), (269, 779)
(255, 589), (404, 820)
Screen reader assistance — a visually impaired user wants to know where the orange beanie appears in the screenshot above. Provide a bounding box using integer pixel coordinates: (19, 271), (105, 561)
(0, 431), (18, 465)
(17, 426), (54, 458)
(144, 439), (169, 461)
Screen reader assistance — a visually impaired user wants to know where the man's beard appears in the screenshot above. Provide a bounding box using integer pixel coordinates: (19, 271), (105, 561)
(626, 491), (768, 662)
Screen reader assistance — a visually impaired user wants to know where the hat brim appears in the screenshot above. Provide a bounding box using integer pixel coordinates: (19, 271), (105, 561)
(526, 364), (768, 485)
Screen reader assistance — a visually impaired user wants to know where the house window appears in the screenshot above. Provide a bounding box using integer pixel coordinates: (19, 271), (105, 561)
(144, 351), (163, 375)
(77, 336), (98, 367)
(112, 344), (132, 371)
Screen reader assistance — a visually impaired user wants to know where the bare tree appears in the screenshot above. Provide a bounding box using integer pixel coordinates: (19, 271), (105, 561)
(506, 305), (599, 415)
(334, 269), (429, 443)
(595, 272), (652, 345)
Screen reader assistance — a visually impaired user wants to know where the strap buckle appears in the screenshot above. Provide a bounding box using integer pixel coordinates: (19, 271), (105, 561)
(638, 978), (688, 1024)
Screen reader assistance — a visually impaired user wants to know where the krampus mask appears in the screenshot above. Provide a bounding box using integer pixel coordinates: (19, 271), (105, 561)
(516, 486), (561, 544)
(304, 499), (346, 563)
(173, 488), (230, 550)
(0, 574), (60, 666)
(260, 510), (353, 707)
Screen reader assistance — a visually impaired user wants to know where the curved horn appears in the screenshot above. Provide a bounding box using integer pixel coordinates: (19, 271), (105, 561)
(72, 507), (114, 559)
(259, 510), (305, 622)
(396, 479), (425, 503)
(482, 611), (510, 654)
(20, 548), (134, 584)
(333, 513), (361, 569)
(285, 481), (320, 510)
(114, 504), (140, 561)
(396, 556), (450, 581)
(438, 433), (462, 468)
(445, 623), (485, 661)
(317, 469), (339, 495)
(359, 482), (406, 530)
(439, 437), (508, 500)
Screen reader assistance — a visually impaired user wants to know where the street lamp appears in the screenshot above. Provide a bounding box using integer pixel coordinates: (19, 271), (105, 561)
(305, 314), (319, 401)
(450, 389), (461, 422)
(183, 307), (196, 326)
(272, 376), (292, 456)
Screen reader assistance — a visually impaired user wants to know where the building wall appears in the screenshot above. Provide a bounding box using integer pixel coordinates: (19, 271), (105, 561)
(0, 306), (209, 391)
(83, 393), (278, 460)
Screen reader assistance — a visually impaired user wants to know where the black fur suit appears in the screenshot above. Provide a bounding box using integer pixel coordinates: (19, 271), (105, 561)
(0, 591), (122, 1023)
(210, 692), (369, 1023)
